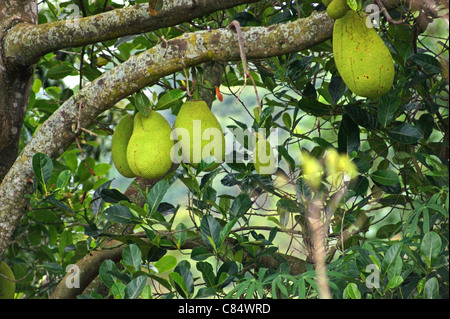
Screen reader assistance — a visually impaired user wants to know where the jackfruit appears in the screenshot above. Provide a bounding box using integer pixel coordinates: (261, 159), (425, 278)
(112, 114), (136, 178)
(173, 100), (225, 170)
(327, 0), (350, 20)
(0, 261), (15, 299)
(322, 0), (332, 6)
(253, 138), (277, 176)
(127, 111), (174, 179)
(333, 10), (395, 99)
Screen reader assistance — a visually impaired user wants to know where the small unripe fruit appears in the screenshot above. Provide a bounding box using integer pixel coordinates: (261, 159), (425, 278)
(112, 114), (136, 178)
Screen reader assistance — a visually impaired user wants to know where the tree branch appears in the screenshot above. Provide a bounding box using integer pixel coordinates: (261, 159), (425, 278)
(3, 0), (259, 68)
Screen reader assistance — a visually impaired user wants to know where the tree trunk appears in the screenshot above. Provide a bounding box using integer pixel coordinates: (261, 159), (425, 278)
(0, 0), (37, 182)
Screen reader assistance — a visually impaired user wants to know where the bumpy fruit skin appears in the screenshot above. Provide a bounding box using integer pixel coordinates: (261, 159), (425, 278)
(253, 138), (276, 176)
(327, 0), (349, 20)
(173, 100), (225, 170)
(0, 261), (15, 299)
(127, 111), (174, 179)
(112, 114), (136, 178)
(333, 10), (395, 99)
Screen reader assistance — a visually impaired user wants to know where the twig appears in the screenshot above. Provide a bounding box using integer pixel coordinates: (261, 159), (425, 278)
(307, 199), (332, 299)
(227, 20), (262, 115)
(375, 0), (410, 25)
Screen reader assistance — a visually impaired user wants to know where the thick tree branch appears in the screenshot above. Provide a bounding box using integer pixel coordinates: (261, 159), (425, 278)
(3, 0), (259, 68)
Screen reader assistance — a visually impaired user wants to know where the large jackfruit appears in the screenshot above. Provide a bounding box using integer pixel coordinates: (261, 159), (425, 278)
(333, 10), (395, 99)
(126, 111), (174, 179)
(173, 100), (225, 170)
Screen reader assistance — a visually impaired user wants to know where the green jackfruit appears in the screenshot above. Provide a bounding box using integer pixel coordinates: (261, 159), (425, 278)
(173, 100), (225, 170)
(333, 10), (395, 99)
(322, 0), (332, 6)
(253, 138), (277, 176)
(127, 111), (174, 179)
(112, 114), (136, 178)
(327, 0), (350, 20)
(0, 261), (15, 299)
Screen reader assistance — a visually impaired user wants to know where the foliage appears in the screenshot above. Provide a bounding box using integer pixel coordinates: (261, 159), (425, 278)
(3, 0), (448, 299)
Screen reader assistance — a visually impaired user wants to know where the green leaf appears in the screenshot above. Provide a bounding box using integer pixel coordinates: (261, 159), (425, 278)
(382, 243), (402, 274)
(346, 0), (358, 11)
(46, 196), (75, 216)
(410, 53), (442, 74)
(229, 193), (252, 218)
(153, 255), (177, 273)
(219, 218), (238, 248)
(328, 75), (347, 105)
(169, 272), (189, 298)
(196, 262), (216, 288)
(297, 98), (330, 117)
(174, 263), (194, 298)
(191, 246), (213, 261)
(420, 231), (442, 266)
(32, 152), (54, 186)
(99, 260), (118, 288)
(338, 114), (360, 154)
(200, 215), (221, 251)
(124, 275), (147, 299)
(386, 275), (404, 290)
(155, 90), (183, 110)
(103, 205), (139, 224)
(344, 104), (378, 129)
(377, 94), (400, 127)
(47, 64), (76, 79)
(174, 223), (187, 249)
(100, 189), (130, 203)
(388, 123), (423, 144)
(371, 170), (400, 186)
(147, 180), (170, 218)
(424, 277), (439, 299)
(122, 244), (142, 272)
(55, 170), (71, 190)
(134, 91), (152, 116)
(343, 283), (361, 299)
(295, 177), (312, 202)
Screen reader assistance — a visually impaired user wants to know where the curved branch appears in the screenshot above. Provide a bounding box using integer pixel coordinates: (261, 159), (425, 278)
(0, 10), (335, 259)
(3, 0), (259, 67)
(50, 231), (308, 299)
